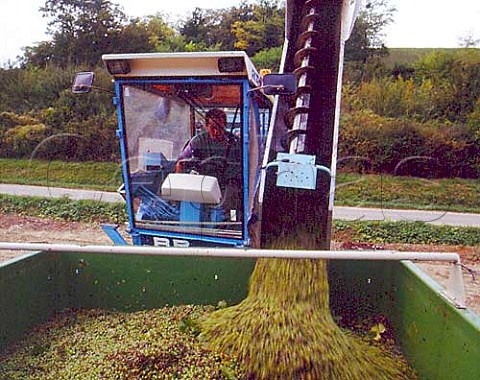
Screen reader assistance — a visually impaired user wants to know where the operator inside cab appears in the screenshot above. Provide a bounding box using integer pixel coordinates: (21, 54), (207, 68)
(176, 108), (242, 219)
(176, 109), (241, 184)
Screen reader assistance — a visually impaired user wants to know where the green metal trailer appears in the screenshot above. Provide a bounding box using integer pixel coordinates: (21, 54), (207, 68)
(1, 250), (479, 379)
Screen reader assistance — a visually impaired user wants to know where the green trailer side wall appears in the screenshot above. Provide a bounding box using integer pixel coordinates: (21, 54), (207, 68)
(0, 251), (255, 352)
(1, 252), (479, 379)
(62, 252), (255, 311)
(0, 252), (70, 351)
(329, 260), (480, 380)
(391, 261), (480, 380)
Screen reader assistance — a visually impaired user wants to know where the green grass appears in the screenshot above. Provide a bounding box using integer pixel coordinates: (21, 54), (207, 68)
(1, 158), (480, 213)
(335, 172), (480, 214)
(334, 220), (480, 246)
(2, 192), (479, 247)
(0, 194), (126, 223)
(0, 158), (122, 191)
(383, 48), (444, 67)
(382, 48), (471, 68)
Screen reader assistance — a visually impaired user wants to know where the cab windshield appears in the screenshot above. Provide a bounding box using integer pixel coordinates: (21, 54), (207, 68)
(120, 81), (245, 239)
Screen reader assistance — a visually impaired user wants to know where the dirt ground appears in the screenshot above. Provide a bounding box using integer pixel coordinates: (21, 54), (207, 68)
(0, 214), (478, 315)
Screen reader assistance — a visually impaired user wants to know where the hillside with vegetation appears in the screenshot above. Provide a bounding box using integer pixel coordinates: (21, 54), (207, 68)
(382, 48), (462, 68)
(0, 0), (479, 181)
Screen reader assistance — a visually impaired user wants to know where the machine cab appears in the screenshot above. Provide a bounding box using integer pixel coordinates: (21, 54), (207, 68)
(102, 52), (272, 247)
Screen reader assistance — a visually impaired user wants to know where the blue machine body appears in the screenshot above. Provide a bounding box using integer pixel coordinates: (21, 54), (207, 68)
(102, 52), (272, 248)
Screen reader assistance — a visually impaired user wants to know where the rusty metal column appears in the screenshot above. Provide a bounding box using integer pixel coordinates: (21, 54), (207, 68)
(261, 0), (343, 249)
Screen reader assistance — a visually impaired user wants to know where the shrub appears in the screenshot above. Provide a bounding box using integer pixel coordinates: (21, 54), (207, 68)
(412, 49), (480, 122)
(334, 220), (480, 246)
(338, 110), (480, 178)
(345, 50), (480, 124)
(62, 115), (119, 161)
(466, 98), (480, 139)
(0, 111), (39, 129)
(352, 77), (434, 121)
(0, 194), (126, 223)
(420, 121), (480, 178)
(2, 123), (52, 158)
(251, 46), (282, 72)
(0, 111), (119, 161)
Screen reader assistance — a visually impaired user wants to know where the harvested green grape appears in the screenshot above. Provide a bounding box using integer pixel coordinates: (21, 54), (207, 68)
(200, 237), (418, 379)
(0, 306), (244, 380)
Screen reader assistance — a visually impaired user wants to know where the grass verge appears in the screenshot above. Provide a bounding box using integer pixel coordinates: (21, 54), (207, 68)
(2, 194), (480, 247)
(334, 220), (480, 246)
(0, 158), (122, 191)
(335, 172), (480, 213)
(0, 194), (126, 224)
(2, 158), (480, 213)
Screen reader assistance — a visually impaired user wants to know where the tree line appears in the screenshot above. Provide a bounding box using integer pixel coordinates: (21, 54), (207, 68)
(13, 0), (391, 72)
(22, 0), (286, 69)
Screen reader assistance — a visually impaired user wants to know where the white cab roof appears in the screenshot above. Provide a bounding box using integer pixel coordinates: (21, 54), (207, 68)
(102, 51), (260, 86)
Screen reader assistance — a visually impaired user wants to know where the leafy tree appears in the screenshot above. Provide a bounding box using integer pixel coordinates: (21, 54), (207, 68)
(117, 14), (178, 54)
(141, 14), (178, 51)
(21, 42), (56, 68)
(25, 0), (127, 67)
(251, 46), (282, 71)
(346, 0), (395, 61)
(178, 2), (250, 51)
(178, 0), (284, 55)
(180, 8), (211, 46)
(25, 2), (180, 67)
(231, 0), (284, 56)
(413, 49), (480, 122)
(458, 31), (480, 48)
(345, 0), (396, 81)
(208, 2), (255, 50)
(113, 18), (156, 54)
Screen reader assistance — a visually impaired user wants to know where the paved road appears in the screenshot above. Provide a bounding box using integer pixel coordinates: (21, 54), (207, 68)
(0, 184), (123, 203)
(2, 183), (480, 227)
(333, 206), (480, 227)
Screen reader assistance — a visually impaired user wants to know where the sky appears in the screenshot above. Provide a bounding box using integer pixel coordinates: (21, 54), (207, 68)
(0, 0), (479, 65)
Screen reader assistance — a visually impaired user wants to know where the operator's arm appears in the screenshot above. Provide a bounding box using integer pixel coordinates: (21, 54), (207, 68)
(175, 141), (194, 172)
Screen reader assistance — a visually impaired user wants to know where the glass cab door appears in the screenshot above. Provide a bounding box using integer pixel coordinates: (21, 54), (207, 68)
(118, 80), (246, 243)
